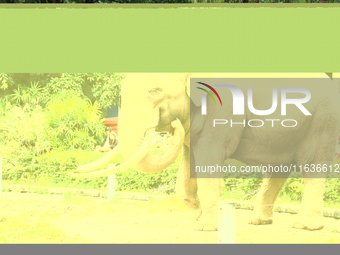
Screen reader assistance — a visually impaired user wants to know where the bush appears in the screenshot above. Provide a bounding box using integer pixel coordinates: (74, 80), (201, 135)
(31, 150), (110, 188)
(45, 91), (104, 150)
(323, 178), (340, 203)
(0, 105), (51, 180)
(116, 167), (178, 194)
(0, 92), (106, 182)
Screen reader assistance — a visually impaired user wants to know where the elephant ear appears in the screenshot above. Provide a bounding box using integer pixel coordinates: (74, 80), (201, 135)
(185, 73), (202, 107)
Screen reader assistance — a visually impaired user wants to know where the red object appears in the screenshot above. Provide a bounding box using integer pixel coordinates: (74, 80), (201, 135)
(102, 117), (118, 136)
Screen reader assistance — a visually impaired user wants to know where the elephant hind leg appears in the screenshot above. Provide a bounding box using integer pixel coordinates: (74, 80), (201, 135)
(250, 172), (290, 225)
(293, 128), (336, 231)
(292, 177), (326, 231)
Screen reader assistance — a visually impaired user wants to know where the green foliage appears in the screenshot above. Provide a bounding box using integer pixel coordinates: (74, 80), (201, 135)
(90, 73), (125, 109)
(224, 178), (262, 200)
(1, 149), (118, 189)
(0, 93), (106, 182)
(280, 178), (304, 201)
(10, 82), (49, 107)
(0, 74), (56, 99)
(0, 106), (51, 180)
(30, 150), (110, 189)
(0, 96), (12, 117)
(0, 72), (124, 189)
(0, 73), (14, 90)
(324, 178), (340, 202)
(45, 91), (104, 150)
(116, 167), (178, 194)
(44, 73), (124, 109)
(0, 73), (123, 109)
(45, 74), (85, 98)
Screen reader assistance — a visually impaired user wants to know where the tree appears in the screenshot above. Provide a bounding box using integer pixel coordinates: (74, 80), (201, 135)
(0, 73), (124, 110)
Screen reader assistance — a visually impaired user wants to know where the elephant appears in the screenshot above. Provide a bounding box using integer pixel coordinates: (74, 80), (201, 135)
(71, 73), (340, 231)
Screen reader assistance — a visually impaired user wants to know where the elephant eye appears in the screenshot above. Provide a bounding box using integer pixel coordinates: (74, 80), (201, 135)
(148, 88), (162, 95)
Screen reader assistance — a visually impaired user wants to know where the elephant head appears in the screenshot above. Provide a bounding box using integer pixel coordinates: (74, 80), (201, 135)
(71, 73), (192, 177)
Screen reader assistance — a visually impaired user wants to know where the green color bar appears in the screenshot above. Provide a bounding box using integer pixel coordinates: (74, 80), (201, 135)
(0, 6), (339, 72)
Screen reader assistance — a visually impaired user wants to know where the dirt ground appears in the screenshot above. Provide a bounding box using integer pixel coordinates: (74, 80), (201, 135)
(1, 192), (340, 243)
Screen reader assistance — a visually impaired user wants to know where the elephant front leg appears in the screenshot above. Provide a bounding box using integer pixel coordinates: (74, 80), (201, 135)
(176, 145), (223, 231)
(195, 178), (223, 231)
(176, 145), (200, 211)
(250, 174), (288, 225)
(192, 145), (225, 231)
(292, 178), (325, 231)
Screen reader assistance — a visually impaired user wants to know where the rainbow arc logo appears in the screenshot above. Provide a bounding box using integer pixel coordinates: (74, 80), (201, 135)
(196, 82), (223, 106)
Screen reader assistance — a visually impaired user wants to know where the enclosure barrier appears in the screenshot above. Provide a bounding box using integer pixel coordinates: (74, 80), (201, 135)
(107, 164), (117, 201)
(218, 201), (236, 243)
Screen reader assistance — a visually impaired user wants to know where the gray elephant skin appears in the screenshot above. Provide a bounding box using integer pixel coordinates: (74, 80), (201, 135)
(72, 73), (340, 231)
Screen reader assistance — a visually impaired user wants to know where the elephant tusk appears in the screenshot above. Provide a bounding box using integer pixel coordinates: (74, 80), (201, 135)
(76, 145), (122, 173)
(69, 128), (156, 178)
